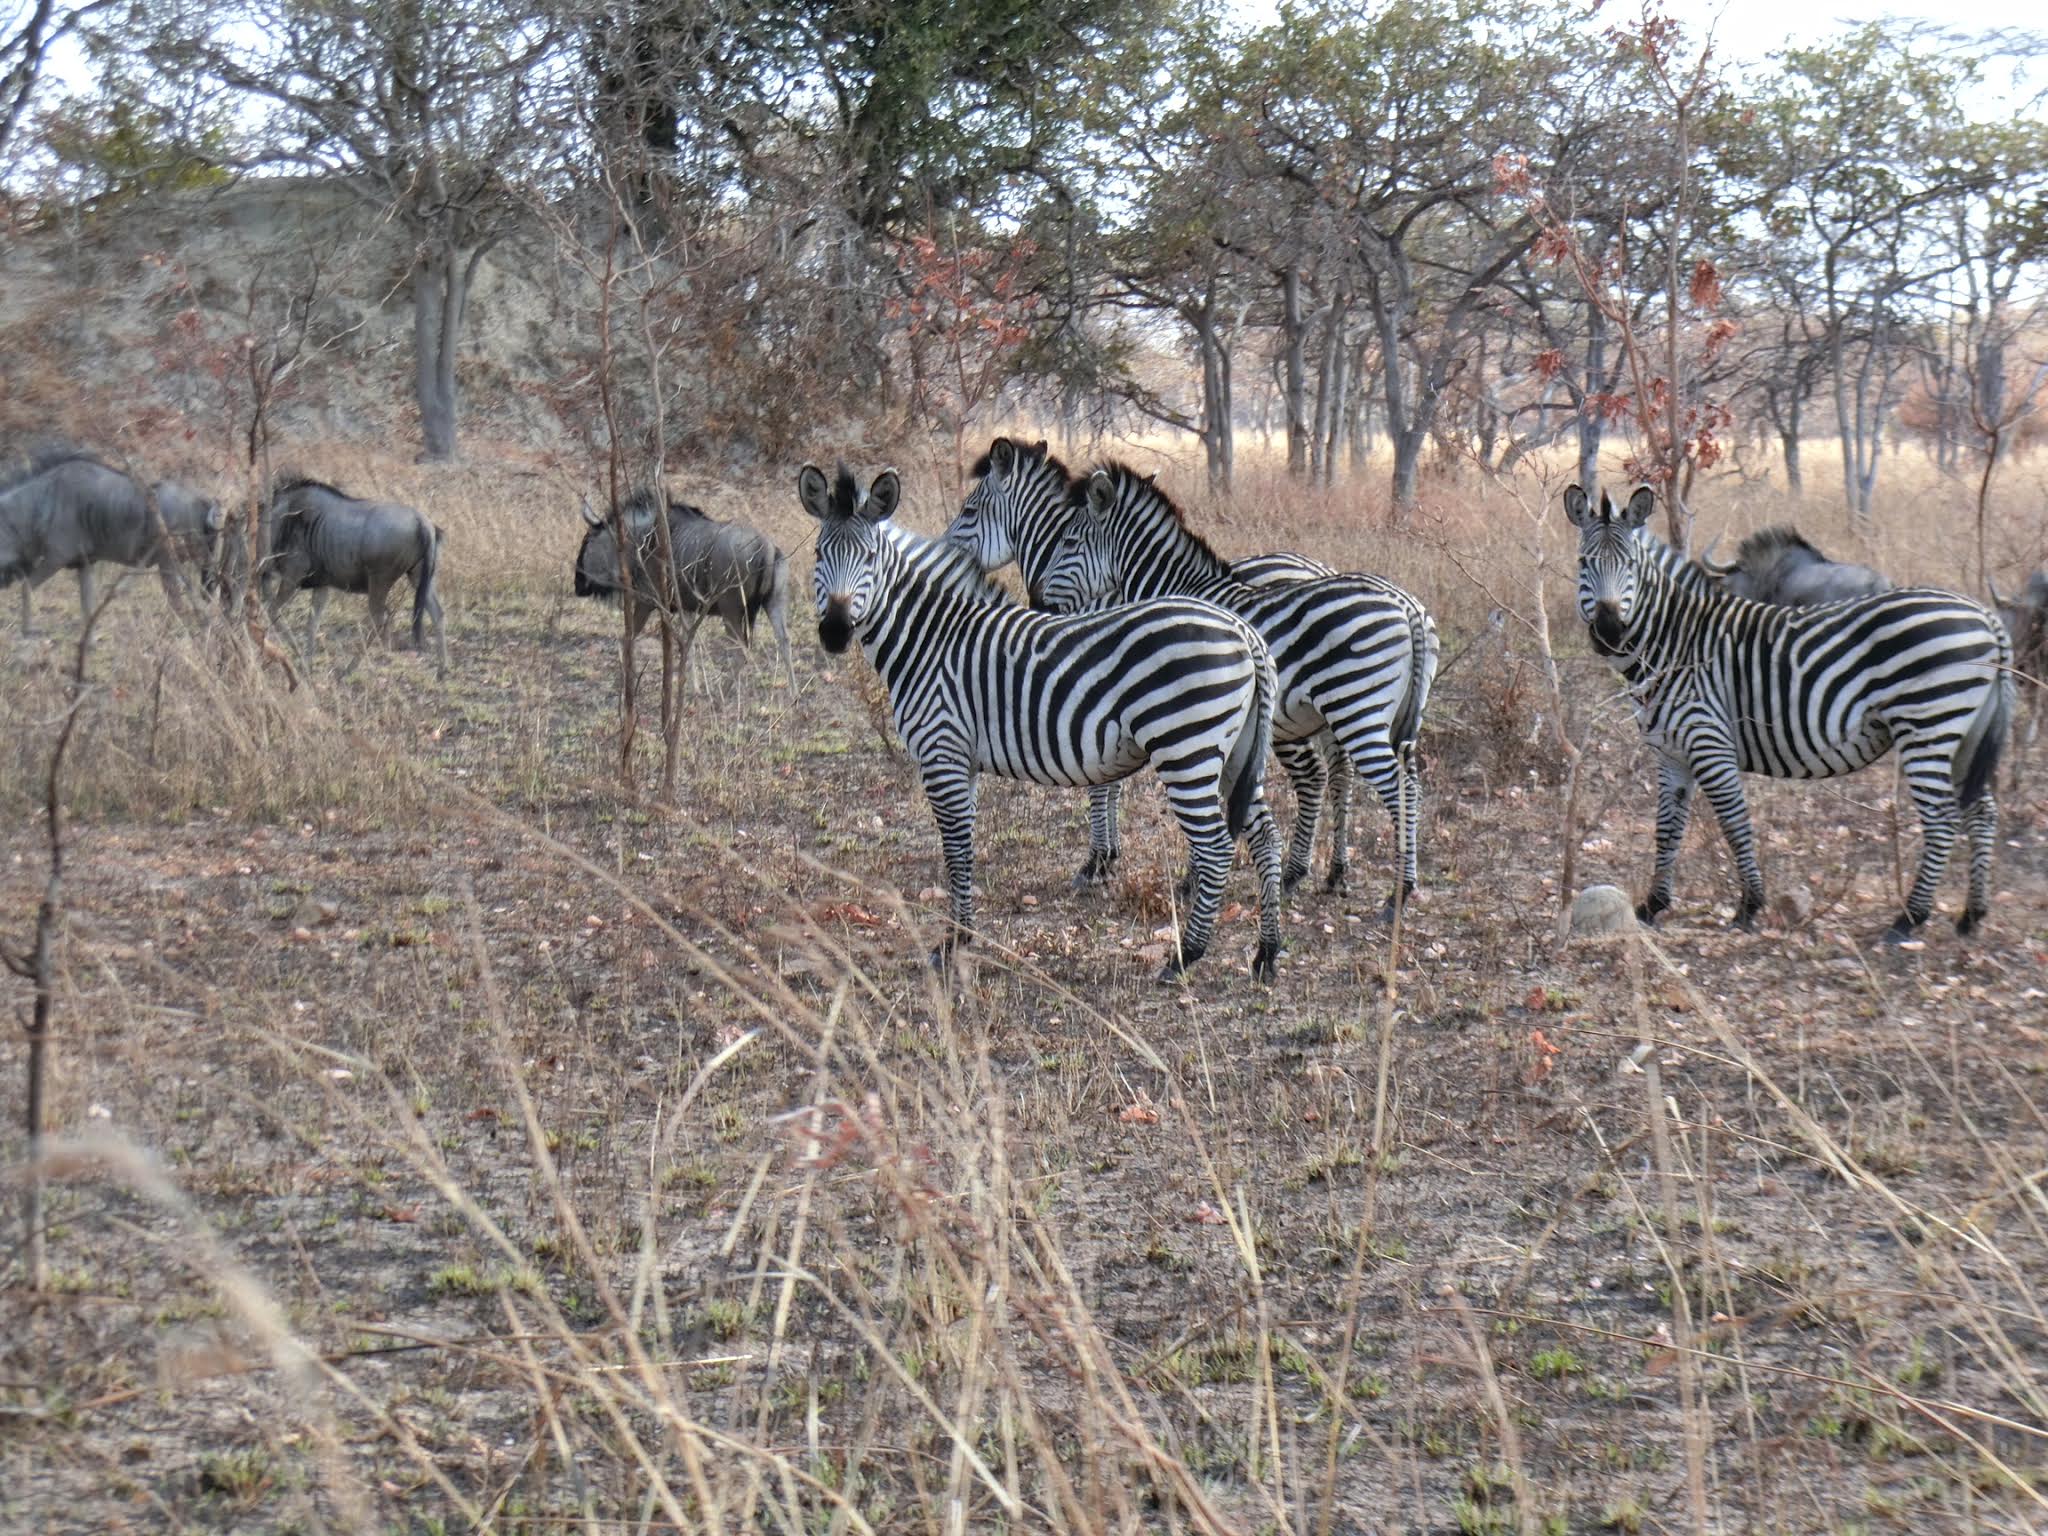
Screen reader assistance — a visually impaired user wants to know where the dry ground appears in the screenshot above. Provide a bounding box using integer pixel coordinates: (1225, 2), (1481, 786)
(2, 441), (2047, 1535)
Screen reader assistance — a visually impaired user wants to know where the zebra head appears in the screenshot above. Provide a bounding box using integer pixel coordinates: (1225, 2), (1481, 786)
(1565, 484), (1658, 653)
(802, 462), (901, 654)
(948, 435), (1066, 581)
(1036, 470), (1123, 614)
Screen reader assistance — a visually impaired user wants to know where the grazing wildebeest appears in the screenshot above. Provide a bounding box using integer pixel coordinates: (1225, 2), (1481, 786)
(0, 449), (224, 632)
(262, 475), (447, 677)
(1698, 526), (1890, 606)
(573, 488), (795, 689)
(1989, 567), (2048, 779)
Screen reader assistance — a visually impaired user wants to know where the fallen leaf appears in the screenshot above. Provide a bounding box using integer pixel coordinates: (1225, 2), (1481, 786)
(1189, 1200), (1227, 1226)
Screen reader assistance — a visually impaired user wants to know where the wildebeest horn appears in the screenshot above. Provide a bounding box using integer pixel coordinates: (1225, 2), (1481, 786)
(1699, 535), (1738, 577)
(1987, 574), (2006, 607)
(579, 493), (603, 529)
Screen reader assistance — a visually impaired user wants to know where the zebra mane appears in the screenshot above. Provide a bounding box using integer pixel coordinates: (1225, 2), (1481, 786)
(1076, 461), (1230, 568)
(887, 525), (1015, 609)
(971, 437), (1078, 490)
(1736, 525), (1823, 565)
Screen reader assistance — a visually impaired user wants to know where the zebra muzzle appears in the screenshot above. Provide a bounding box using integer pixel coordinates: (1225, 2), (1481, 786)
(818, 599), (854, 653)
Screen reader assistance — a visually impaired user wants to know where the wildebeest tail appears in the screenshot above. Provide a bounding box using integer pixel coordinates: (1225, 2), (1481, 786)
(411, 521), (444, 640)
(1955, 623), (2014, 809)
(1224, 636), (1276, 842)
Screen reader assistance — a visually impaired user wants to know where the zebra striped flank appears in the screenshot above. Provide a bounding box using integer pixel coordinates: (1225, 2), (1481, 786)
(1568, 484), (2013, 941)
(1035, 461), (1440, 923)
(802, 462), (1284, 982)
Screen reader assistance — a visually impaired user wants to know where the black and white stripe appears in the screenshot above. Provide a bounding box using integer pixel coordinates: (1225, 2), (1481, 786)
(804, 463), (1283, 981)
(946, 436), (1388, 893)
(1569, 485), (2013, 939)
(1036, 463), (1439, 921)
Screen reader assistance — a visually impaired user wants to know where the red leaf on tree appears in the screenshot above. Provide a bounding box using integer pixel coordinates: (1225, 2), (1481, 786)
(1532, 348), (1566, 383)
(1689, 259), (1724, 312)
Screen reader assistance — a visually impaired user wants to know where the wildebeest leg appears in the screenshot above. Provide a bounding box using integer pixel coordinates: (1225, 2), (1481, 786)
(770, 590), (795, 690)
(76, 564), (96, 624)
(365, 580), (393, 649)
(418, 572), (447, 680)
(306, 589), (331, 661)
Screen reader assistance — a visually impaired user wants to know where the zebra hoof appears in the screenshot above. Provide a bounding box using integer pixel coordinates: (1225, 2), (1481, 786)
(1155, 945), (1204, 983)
(1634, 902), (1664, 927)
(1251, 939), (1279, 983)
(1375, 884), (1416, 926)
(1878, 915), (1923, 946)
(1071, 851), (1118, 891)
(1957, 906), (1987, 938)
(1731, 906), (1760, 934)
(1280, 863), (1311, 898)
(1322, 863), (1349, 895)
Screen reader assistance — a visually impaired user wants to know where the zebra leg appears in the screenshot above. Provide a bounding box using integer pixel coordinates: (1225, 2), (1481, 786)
(1158, 783), (1233, 981)
(1076, 783), (1122, 890)
(1692, 749), (1766, 930)
(1637, 756), (1696, 925)
(1246, 795), (1284, 982)
(1274, 739), (1328, 896)
(1957, 792), (1997, 937)
(920, 757), (979, 967)
(1334, 733), (1410, 923)
(1321, 732), (1353, 892)
(1886, 748), (1964, 942)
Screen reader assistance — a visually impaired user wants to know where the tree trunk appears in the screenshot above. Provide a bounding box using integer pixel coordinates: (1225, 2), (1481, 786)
(1322, 318), (1350, 488)
(1311, 294), (1348, 486)
(1195, 299), (1235, 493)
(1281, 264), (1311, 479)
(412, 229), (483, 464)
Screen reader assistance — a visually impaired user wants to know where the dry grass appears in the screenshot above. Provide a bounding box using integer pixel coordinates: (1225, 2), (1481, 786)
(1, 431), (2046, 1534)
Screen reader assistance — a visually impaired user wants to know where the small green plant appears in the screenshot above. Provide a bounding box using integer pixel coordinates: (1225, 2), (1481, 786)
(1599, 1495), (1646, 1533)
(1526, 1346), (1583, 1380)
(197, 1448), (274, 1504)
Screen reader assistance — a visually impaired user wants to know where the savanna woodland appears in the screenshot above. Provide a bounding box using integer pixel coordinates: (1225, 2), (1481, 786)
(4, 0), (2048, 1529)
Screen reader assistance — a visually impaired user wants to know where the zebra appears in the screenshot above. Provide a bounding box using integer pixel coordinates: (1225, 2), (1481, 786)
(802, 462), (1284, 982)
(1036, 462), (1438, 922)
(947, 435), (1371, 893)
(1567, 484), (2013, 941)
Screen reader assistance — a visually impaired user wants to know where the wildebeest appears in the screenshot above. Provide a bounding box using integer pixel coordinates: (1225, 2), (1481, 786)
(0, 449), (224, 632)
(1990, 567), (2048, 774)
(1698, 526), (1891, 606)
(573, 488), (795, 689)
(261, 475), (447, 677)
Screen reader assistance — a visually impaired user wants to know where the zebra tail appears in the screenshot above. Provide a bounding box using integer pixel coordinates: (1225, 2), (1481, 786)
(1388, 610), (1440, 753)
(1224, 641), (1277, 842)
(1954, 637), (2015, 809)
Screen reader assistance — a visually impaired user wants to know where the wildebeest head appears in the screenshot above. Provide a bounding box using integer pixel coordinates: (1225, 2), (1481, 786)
(572, 488), (702, 600)
(1990, 569), (2048, 681)
(1699, 526), (1890, 606)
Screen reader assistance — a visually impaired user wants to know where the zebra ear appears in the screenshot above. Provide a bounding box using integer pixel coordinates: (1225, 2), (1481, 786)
(1032, 439), (1048, 458)
(1623, 487), (1656, 528)
(1562, 485), (1591, 527)
(865, 469), (901, 522)
(1086, 470), (1115, 516)
(798, 465), (834, 521)
(987, 437), (1015, 478)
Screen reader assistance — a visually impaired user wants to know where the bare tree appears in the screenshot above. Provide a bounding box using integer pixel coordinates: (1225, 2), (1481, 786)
(0, 0), (117, 161)
(155, 0), (559, 461)
(4, 575), (118, 1290)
